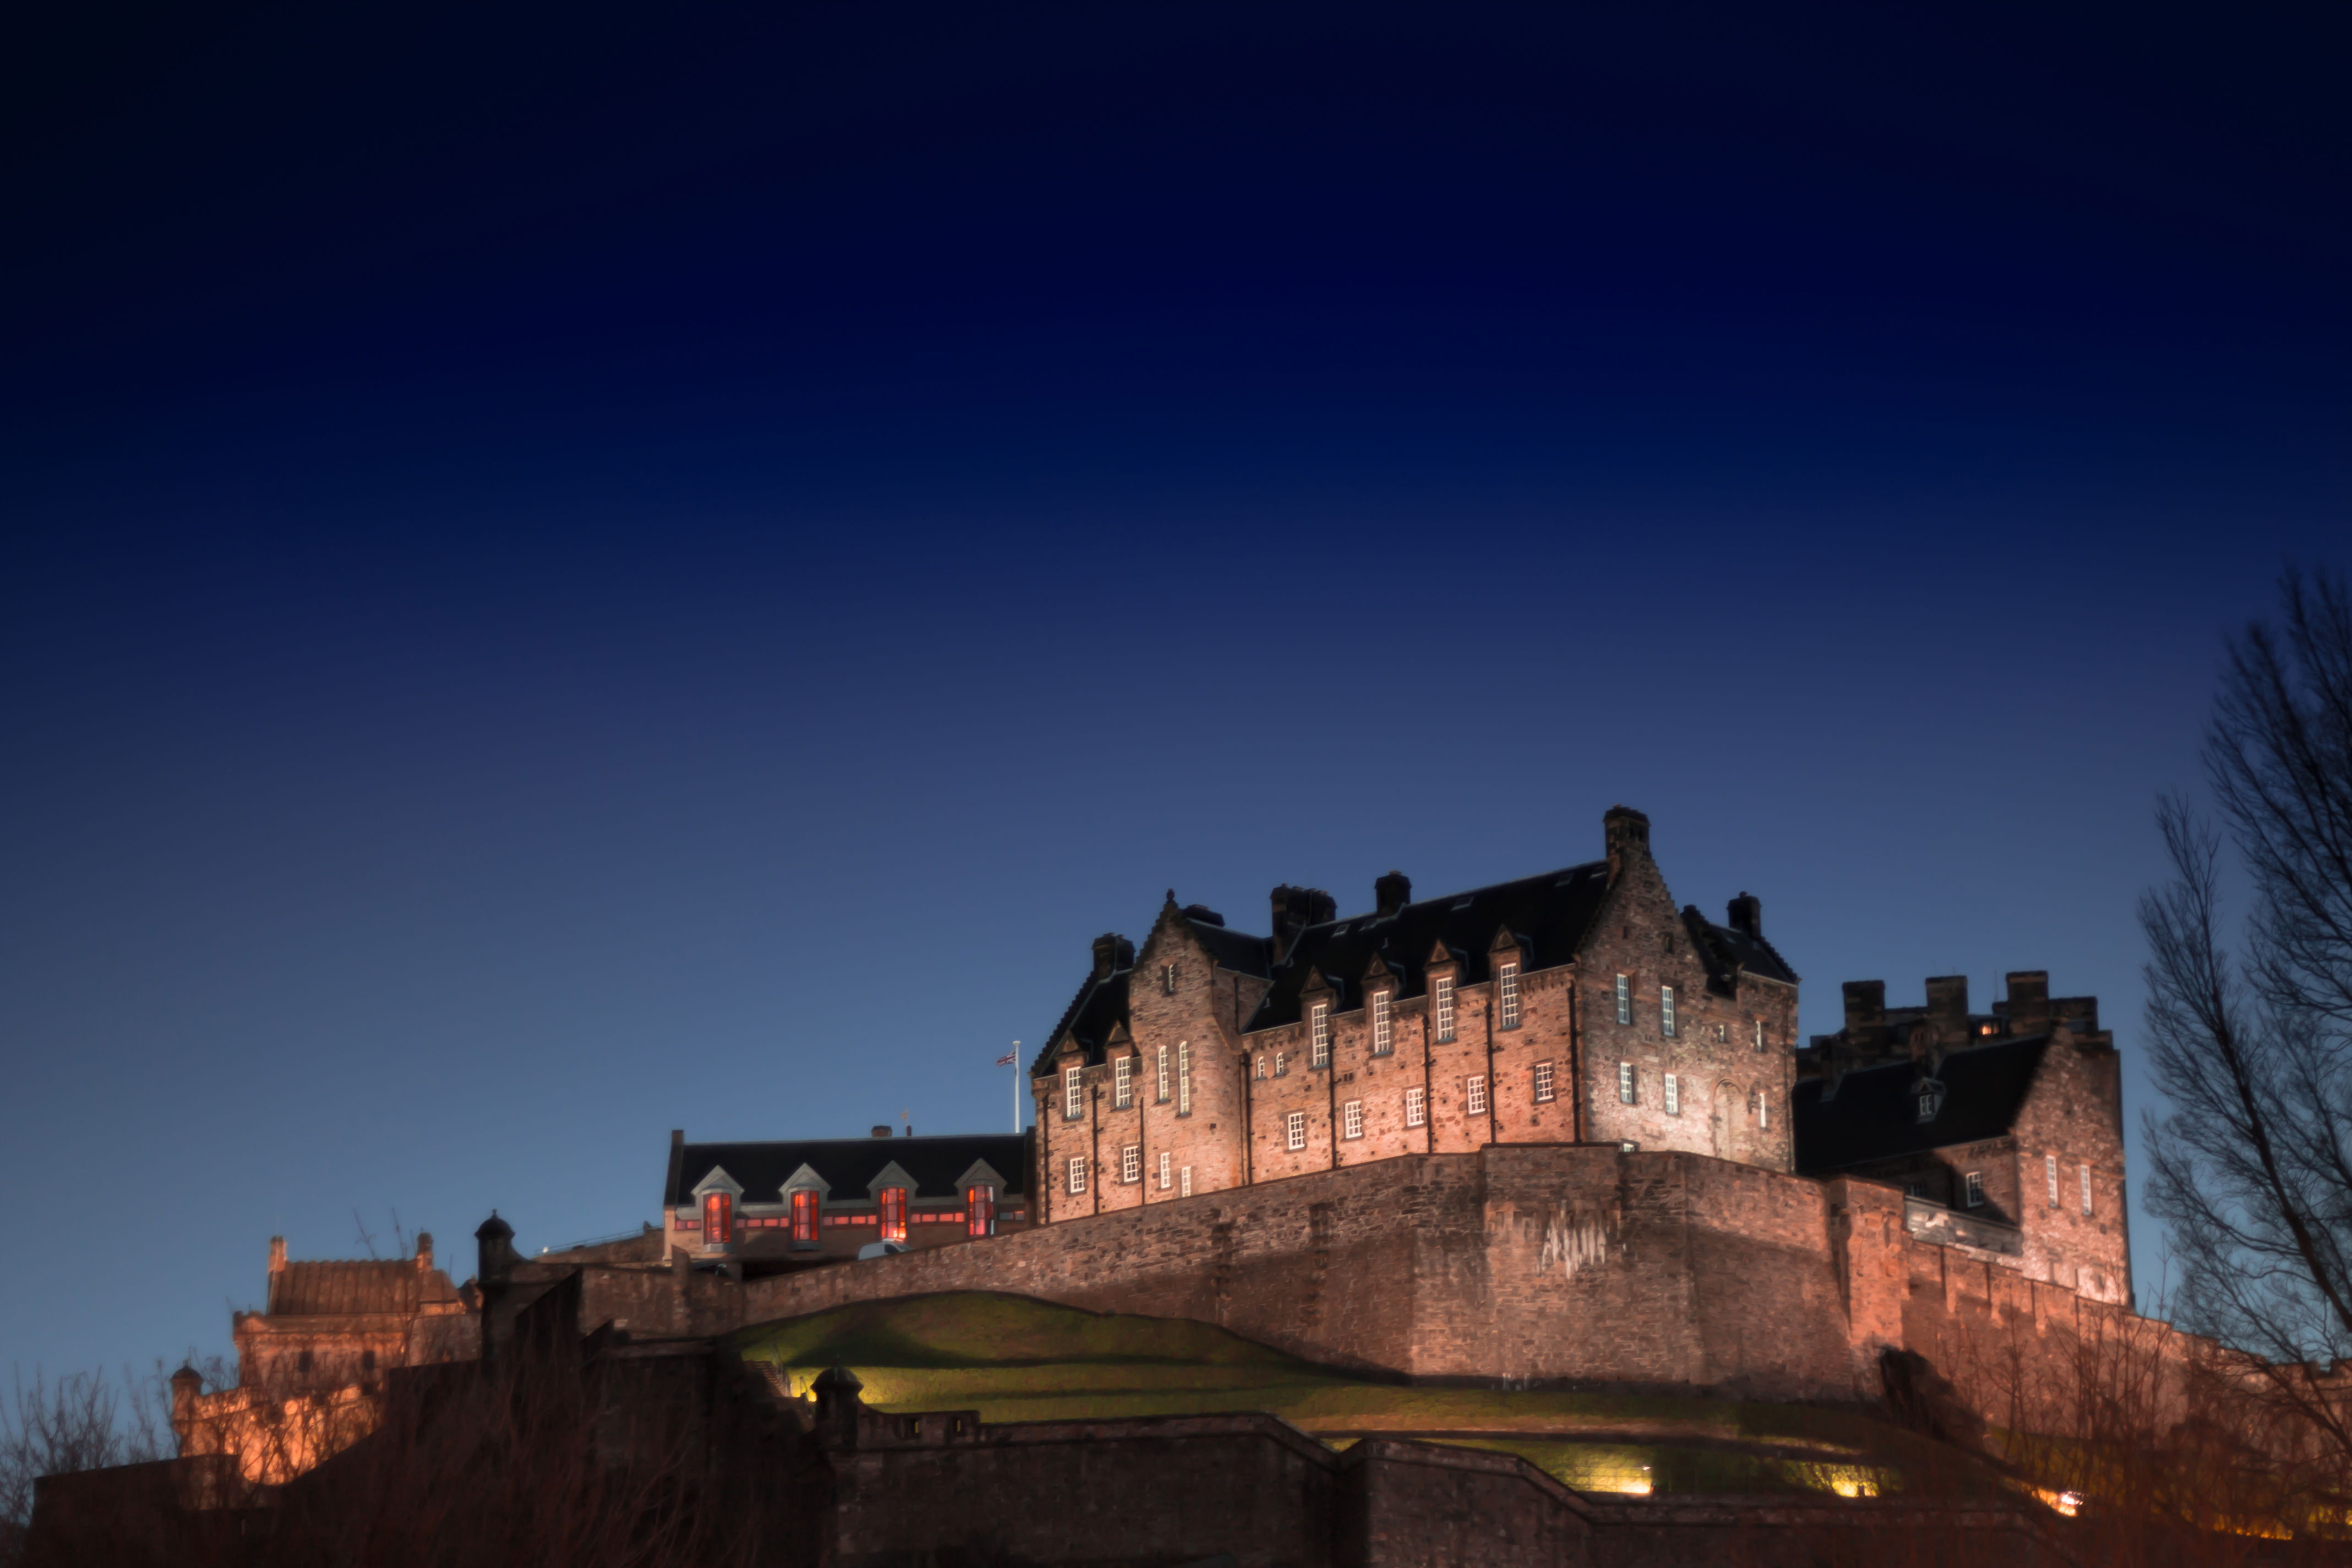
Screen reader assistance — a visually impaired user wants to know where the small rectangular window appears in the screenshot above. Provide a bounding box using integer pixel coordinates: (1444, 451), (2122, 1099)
(1618, 1062), (1636, 1104)
(1311, 1003), (1330, 1066)
(966, 1185), (995, 1238)
(1178, 1042), (1191, 1115)
(1275, 1051), (1288, 1077)
(1615, 973), (1630, 1025)
(1343, 1100), (1364, 1140)
(2046, 1154), (2059, 1206)
(1254, 1055), (1266, 1080)
(1752, 1019), (1765, 1052)
(1114, 1056), (1133, 1109)
(2080, 1163), (2093, 1216)
(1157, 1046), (1170, 1104)
(1660, 986), (1676, 1038)
(1406, 1087), (1427, 1127)
(792, 1189), (819, 1243)
(1663, 1074), (1680, 1116)
(1121, 1144), (1141, 1184)
(1161, 963), (1176, 995)
(1533, 1060), (1555, 1102)
(1159, 1151), (1172, 1190)
(1063, 1066), (1084, 1120)
(1466, 1074), (1488, 1115)
(1965, 1171), (1984, 1209)
(1435, 976), (1456, 1041)
(1068, 1156), (1087, 1194)
(879, 1187), (907, 1244)
(1372, 992), (1393, 1055)
(1286, 1111), (1306, 1151)
(1755, 1088), (1770, 1130)
(1499, 963), (1521, 1029)
(1179, 1166), (1192, 1197)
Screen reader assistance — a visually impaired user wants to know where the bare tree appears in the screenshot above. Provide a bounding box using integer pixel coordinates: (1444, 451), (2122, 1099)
(2141, 565), (2352, 1468)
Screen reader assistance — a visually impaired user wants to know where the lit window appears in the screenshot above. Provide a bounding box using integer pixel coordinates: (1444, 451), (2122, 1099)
(1178, 1042), (1191, 1115)
(1311, 1003), (1330, 1066)
(1660, 986), (1676, 1037)
(2080, 1164), (2093, 1216)
(1965, 1172), (1984, 1208)
(1435, 976), (1456, 1041)
(1157, 1046), (1170, 1104)
(1158, 1151), (1171, 1190)
(1499, 963), (1521, 1029)
(1121, 1144), (1141, 1184)
(1406, 1087), (1426, 1127)
(1180, 1166), (1192, 1197)
(1618, 1062), (1636, 1104)
(1286, 1111), (1306, 1151)
(791, 1189), (819, 1243)
(703, 1191), (733, 1245)
(1615, 974), (1630, 1025)
(1343, 1100), (1364, 1139)
(1372, 992), (1393, 1055)
(966, 1185), (995, 1238)
(1064, 1066), (1084, 1120)
(1068, 1157), (1087, 1195)
(1466, 1074), (1488, 1115)
(1533, 1060), (1555, 1102)
(1752, 1019), (1765, 1052)
(1663, 1074), (1680, 1116)
(2046, 1154), (2059, 1206)
(1114, 1055), (1133, 1109)
(879, 1187), (907, 1244)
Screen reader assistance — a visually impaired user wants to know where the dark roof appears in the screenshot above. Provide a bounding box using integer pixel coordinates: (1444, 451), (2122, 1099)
(1246, 862), (1614, 1030)
(269, 1261), (462, 1316)
(669, 1133), (1030, 1206)
(1792, 1035), (2051, 1173)
(1684, 909), (1801, 989)
(1031, 965), (1130, 1076)
(1189, 917), (1273, 979)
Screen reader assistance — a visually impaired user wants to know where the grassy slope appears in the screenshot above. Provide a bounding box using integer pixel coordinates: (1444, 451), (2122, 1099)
(734, 1291), (1963, 1497)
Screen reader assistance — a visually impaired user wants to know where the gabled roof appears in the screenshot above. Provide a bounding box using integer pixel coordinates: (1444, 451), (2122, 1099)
(1032, 965), (1130, 1076)
(668, 1134), (1030, 1206)
(1792, 1034), (2051, 1173)
(1246, 863), (1614, 1030)
(269, 1261), (462, 1316)
(1683, 908), (1801, 990)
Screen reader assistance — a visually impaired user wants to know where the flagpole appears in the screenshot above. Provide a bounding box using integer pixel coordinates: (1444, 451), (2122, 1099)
(1010, 1042), (1021, 1134)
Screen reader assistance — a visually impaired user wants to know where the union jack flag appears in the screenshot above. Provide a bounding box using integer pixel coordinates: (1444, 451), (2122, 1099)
(995, 1050), (1018, 1067)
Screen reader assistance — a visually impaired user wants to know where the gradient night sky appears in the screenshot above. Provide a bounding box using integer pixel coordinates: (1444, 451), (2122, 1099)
(4, 5), (2347, 1381)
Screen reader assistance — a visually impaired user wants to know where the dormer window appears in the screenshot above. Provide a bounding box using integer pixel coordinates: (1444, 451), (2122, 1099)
(1916, 1081), (1946, 1124)
(1372, 992), (1393, 1055)
(879, 1187), (907, 1244)
(1064, 1066), (1085, 1120)
(1311, 1003), (1330, 1066)
(1659, 986), (1676, 1038)
(1499, 963), (1521, 1029)
(791, 1189), (820, 1243)
(1114, 1056), (1133, 1108)
(966, 1185), (997, 1237)
(1434, 976), (1456, 1041)
(703, 1191), (733, 1246)
(1964, 1171), (1984, 1209)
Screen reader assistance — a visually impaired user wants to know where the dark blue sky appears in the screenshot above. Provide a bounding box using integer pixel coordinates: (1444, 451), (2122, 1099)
(4, 3), (2346, 1379)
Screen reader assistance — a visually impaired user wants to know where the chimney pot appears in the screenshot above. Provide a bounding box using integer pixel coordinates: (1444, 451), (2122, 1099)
(870, 1125), (891, 1139)
(1090, 933), (1133, 979)
(1374, 871), (1411, 918)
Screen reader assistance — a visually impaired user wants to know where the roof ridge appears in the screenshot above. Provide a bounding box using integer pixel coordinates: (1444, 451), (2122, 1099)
(1303, 860), (1608, 933)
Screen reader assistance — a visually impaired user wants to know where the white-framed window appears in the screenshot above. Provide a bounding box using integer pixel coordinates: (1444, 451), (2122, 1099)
(1254, 1055), (1266, 1080)
(1435, 976), (1456, 1041)
(1615, 973), (1631, 1025)
(1752, 1019), (1765, 1052)
(1343, 1100), (1364, 1140)
(1372, 992), (1393, 1055)
(1917, 1091), (1937, 1123)
(2080, 1163), (2093, 1216)
(2046, 1154), (2059, 1206)
(1275, 1052), (1288, 1077)
(1157, 1046), (1170, 1104)
(1179, 1166), (1193, 1197)
(1114, 1056), (1133, 1109)
(1965, 1171), (1984, 1209)
(1754, 1087), (1770, 1129)
(1618, 1062), (1636, 1104)
(1406, 1087), (1427, 1127)
(1068, 1156), (1087, 1194)
(1159, 1151), (1172, 1190)
(1311, 1003), (1330, 1066)
(1121, 1144), (1140, 1184)
(1533, 1060), (1555, 1102)
(1499, 962), (1521, 1029)
(1663, 1074), (1681, 1116)
(1178, 1042), (1191, 1115)
(1063, 1066), (1084, 1120)
(1660, 986), (1676, 1038)
(1286, 1111), (1306, 1151)
(1161, 963), (1177, 996)
(1466, 1074), (1488, 1115)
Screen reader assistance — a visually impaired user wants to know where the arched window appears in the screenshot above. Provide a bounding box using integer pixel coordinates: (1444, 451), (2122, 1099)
(703, 1191), (733, 1245)
(966, 1185), (997, 1238)
(879, 1186), (907, 1244)
(791, 1189), (819, 1243)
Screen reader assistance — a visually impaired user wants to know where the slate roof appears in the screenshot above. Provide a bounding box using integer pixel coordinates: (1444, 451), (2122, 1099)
(1792, 1035), (2051, 1173)
(669, 1133), (1031, 1207)
(268, 1261), (463, 1316)
(1031, 966), (1130, 1076)
(1685, 911), (1800, 989)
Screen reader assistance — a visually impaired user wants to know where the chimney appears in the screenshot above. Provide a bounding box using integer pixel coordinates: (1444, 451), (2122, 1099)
(415, 1232), (434, 1275)
(170, 1364), (203, 1449)
(1374, 871), (1411, 918)
(1604, 806), (1651, 881)
(870, 1125), (891, 1139)
(268, 1236), (287, 1276)
(1925, 975), (1969, 1045)
(1727, 892), (1760, 937)
(1091, 933), (1133, 979)
(1842, 980), (1886, 1038)
(1269, 885), (1336, 964)
(474, 1212), (518, 1284)
(2005, 971), (2050, 1035)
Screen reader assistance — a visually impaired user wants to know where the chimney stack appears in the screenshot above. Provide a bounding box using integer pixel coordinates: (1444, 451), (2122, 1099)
(1925, 976), (1969, 1046)
(268, 1236), (287, 1276)
(1727, 892), (1761, 937)
(415, 1232), (434, 1275)
(870, 1125), (892, 1139)
(2005, 971), (2050, 1035)
(474, 1212), (518, 1284)
(170, 1365), (203, 1447)
(1269, 885), (1337, 964)
(1842, 981), (1886, 1041)
(1374, 870), (1412, 918)
(1091, 933), (1133, 979)
(1604, 806), (1651, 881)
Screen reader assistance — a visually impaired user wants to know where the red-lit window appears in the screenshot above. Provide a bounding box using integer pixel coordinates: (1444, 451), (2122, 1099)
(967, 1186), (996, 1238)
(791, 1189), (819, 1242)
(702, 1191), (733, 1245)
(879, 1187), (907, 1244)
